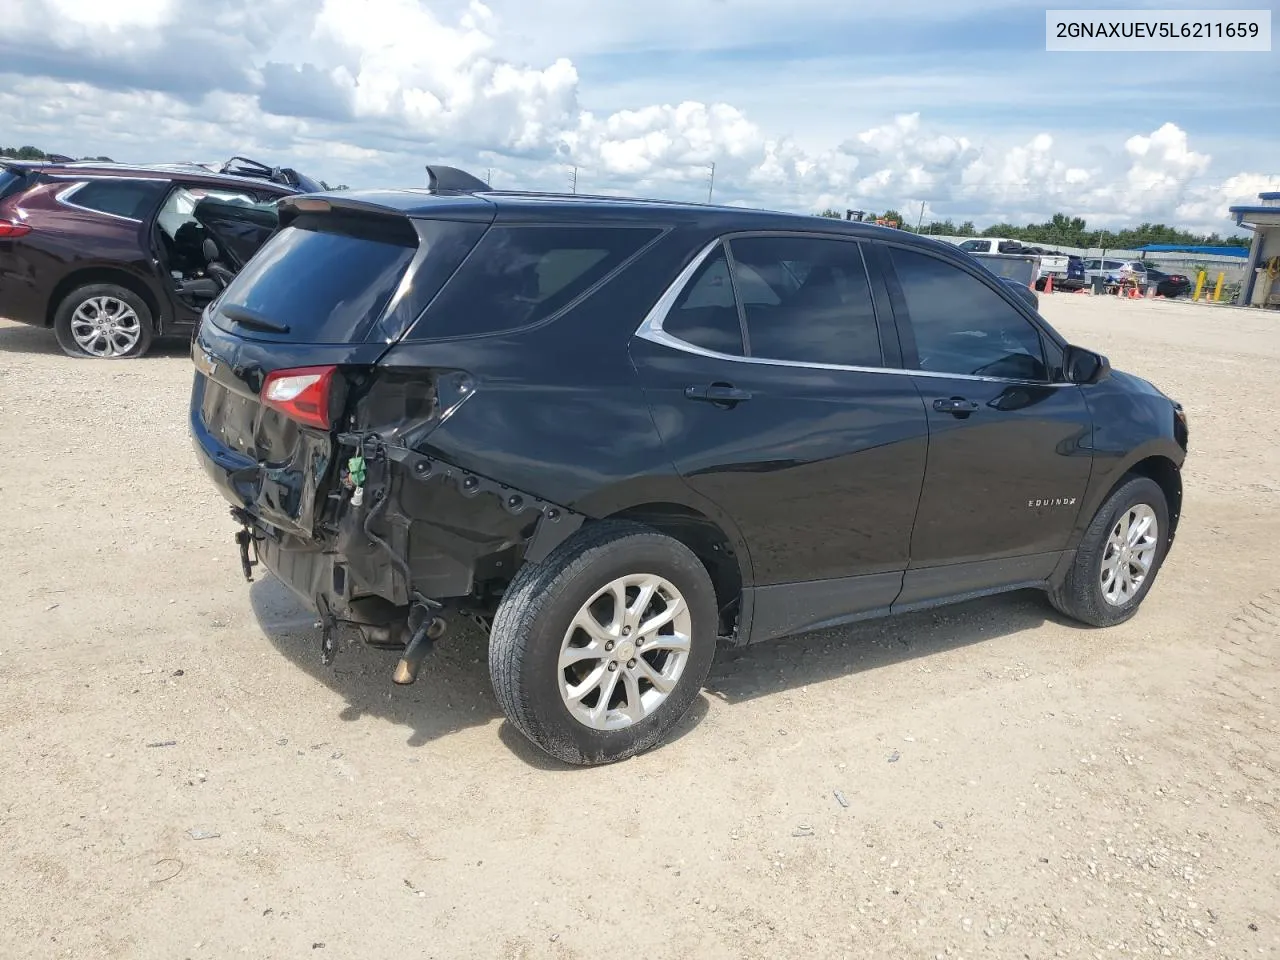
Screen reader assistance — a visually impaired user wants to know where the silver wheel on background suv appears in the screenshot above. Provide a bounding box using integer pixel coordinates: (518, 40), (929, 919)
(70, 296), (142, 357)
(54, 283), (155, 359)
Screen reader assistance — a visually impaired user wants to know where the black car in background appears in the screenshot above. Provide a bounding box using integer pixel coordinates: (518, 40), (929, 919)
(190, 168), (1189, 764)
(1142, 266), (1193, 298)
(0, 157), (313, 358)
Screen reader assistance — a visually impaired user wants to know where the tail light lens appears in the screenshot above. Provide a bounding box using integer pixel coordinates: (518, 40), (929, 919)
(261, 365), (336, 430)
(0, 219), (32, 238)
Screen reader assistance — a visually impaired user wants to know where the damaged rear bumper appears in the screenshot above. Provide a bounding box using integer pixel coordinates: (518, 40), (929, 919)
(196, 424), (584, 633)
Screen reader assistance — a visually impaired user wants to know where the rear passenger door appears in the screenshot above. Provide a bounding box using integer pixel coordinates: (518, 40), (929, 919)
(875, 243), (1093, 605)
(53, 176), (171, 263)
(630, 233), (930, 642)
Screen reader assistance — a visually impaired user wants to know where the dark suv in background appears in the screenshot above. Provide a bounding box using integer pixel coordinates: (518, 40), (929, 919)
(190, 167), (1188, 765)
(0, 156), (318, 358)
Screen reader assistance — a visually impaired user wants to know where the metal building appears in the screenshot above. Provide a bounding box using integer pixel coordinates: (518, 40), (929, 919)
(1228, 192), (1280, 309)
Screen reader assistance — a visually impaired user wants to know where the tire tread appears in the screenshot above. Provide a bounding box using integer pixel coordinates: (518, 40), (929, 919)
(1049, 474), (1169, 627)
(489, 520), (714, 764)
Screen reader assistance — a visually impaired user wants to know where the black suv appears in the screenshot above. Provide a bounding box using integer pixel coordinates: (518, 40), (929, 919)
(190, 167), (1189, 765)
(0, 156), (318, 358)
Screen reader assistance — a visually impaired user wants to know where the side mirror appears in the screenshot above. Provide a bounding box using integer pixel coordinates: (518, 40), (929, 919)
(1063, 344), (1111, 385)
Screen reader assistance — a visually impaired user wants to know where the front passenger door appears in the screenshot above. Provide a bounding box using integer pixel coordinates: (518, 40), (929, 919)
(878, 244), (1094, 605)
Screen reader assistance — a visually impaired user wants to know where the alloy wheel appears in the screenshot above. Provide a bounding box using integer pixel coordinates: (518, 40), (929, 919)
(70, 296), (142, 357)
(1100, 503), (1159, 606)
(558, 573), (693, 730)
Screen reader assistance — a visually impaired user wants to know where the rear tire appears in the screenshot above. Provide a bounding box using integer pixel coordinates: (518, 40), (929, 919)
(53, 284), (154, 359)
(1048, 475), (1170, 627)
(489, 521), (718, 765)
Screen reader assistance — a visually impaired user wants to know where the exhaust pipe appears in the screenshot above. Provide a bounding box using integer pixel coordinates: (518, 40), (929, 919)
(392, 614), (447, 685)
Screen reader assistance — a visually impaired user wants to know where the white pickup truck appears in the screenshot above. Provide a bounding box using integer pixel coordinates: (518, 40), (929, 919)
(955, 238), (1072, 288)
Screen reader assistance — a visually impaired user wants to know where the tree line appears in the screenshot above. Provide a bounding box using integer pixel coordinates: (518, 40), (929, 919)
(2, 145), (113, 162)
(818, 208), (1248, 250)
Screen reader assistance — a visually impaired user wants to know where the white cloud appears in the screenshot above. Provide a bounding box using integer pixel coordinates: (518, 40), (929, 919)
(43, 0), (176, 31)
(1119, 122), (1213, 207)
(0, 0), (1272, 234)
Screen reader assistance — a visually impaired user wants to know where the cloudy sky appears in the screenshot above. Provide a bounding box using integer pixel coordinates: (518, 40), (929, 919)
(2, 0), (1275, 233)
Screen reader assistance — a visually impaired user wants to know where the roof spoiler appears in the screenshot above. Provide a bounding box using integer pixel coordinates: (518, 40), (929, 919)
(425, 165), (491, 194)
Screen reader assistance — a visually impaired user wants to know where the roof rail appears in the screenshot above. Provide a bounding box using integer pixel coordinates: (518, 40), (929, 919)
(425, 165), (491, 194)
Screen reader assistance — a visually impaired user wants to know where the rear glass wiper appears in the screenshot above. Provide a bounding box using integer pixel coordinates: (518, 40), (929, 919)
(221, 304), (291, 334)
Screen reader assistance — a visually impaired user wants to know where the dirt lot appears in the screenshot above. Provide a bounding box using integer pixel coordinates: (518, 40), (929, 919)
(2, 295), (1278, 960)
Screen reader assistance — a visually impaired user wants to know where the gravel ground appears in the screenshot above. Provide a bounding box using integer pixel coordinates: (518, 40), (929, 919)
(1, 296), (1278, 959)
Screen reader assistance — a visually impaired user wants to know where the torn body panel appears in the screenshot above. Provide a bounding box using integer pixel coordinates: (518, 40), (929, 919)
(330, 433), (583, 607)
(232, 430), (582, 629)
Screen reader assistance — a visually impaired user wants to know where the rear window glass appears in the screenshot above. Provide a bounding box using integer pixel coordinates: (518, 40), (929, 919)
(65, 179), (168, 220)
(411, 225), (661, 340)
(214, 217), (416, 344)
(0, 168), (29, 200)
(977, 257), (1037, 286)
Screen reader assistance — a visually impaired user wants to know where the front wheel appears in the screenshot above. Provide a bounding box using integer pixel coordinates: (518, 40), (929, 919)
(1048, 475), (1170, 627)
(489, 521), (718, 765)
(53, 284), (154, 359)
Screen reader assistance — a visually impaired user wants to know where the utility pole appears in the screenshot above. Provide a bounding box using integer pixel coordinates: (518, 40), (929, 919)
(570, 166), (578, 195)
(707, 162), (716, 203)
(486, 168), (492, 186)
(916, 200), (926, 233)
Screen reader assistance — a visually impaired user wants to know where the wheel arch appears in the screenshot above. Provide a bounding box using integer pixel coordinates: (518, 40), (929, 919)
(1125, 454), (1183, 544)
(1079, 447), (1183, 548)
(47, 267), (164, 332)
(599, 500), (749, 638)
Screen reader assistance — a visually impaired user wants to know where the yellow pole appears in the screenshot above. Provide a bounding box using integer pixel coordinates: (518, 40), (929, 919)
(1193, 270), (1207, 301)
(1213, 271), (1225, 302)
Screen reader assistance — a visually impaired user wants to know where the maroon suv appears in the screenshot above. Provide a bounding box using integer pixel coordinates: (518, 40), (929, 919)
(0, 157), (320, 358)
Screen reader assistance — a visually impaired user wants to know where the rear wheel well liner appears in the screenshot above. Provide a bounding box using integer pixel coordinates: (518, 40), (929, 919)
(599, 502), (744, 637)
(47, 268), (164, 332)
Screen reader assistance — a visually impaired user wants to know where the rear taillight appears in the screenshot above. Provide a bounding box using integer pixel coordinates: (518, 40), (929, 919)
(0, 218), (31, 238)
(261, 365), (336, 430)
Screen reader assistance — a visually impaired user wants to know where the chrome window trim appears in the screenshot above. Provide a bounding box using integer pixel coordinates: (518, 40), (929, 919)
(634, 237), (1069, 387)
(54, 181), (161, 224)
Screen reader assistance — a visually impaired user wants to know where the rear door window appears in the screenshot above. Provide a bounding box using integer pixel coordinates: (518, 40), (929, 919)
(158, 186), (258, 239)
(411, 225), (662, 340)
(63, 179), (169, 220)
(727, 236), (882, 367)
